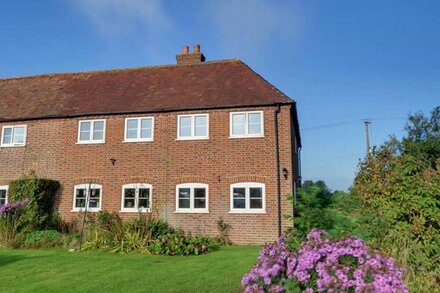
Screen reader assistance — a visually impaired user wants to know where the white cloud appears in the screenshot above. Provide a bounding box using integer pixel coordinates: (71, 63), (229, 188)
(71, 0), (172, 36)
(202, 0), (298, 57)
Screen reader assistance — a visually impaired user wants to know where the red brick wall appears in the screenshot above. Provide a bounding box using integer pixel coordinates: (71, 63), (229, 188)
(0, 105), (297, 244)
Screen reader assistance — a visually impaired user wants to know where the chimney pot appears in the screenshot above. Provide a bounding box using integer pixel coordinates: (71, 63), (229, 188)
(182, 45), (189, 54)
(176, 44), (205, 64)
(194, 44), (200, 53)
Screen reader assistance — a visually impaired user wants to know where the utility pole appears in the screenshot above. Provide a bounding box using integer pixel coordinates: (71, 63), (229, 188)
(364, 119), (371, 154)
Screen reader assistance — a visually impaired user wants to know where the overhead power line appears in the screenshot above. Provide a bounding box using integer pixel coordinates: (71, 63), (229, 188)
(300, 117), (406, 131)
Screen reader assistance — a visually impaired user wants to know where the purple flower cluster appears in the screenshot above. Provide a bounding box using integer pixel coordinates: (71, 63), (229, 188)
(242, 230), (408, 293)
(0, 199), (29, 215)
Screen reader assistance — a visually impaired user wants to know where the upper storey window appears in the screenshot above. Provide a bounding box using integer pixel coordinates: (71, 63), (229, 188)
(230, 111), (264, 138)
(124, 117), (154, 142)
(1, 125), (27, 147)
(177, 114), (209, 140)
(77, 120), (106, 144)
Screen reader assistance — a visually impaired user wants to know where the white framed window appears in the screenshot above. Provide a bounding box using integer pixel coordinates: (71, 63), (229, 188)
(0, 186), (8, 205)
(230, 182), (266, 213)
(72, 184), (102, 212)
(77, 120), (106, 144)
(124, 117), (154, 142)
(175, 183), (209, 213)
(121, 183), (152, 212)
(1, 125), (27, 147)
(230, 111), (264, 138)
(177, 114), (209, 140)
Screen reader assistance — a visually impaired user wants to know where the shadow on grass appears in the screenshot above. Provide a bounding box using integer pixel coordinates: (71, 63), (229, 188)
(0, 254), (47, 267)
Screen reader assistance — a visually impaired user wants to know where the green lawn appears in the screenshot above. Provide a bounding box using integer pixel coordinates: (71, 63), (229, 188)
(0, 246), (260, 293)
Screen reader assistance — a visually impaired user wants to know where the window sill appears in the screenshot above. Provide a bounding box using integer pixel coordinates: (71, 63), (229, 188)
(122, 139), (154, 143)
(229, 135), (265, 139)
(76, 141), (105, 145)
(0, 144), (26, 148)
(176, 137), (209, 141)
(71, 209), (101, 213)
(229, 210), (266, 214)
(119, 209), (151, 213)
(174, 210), (209, 214)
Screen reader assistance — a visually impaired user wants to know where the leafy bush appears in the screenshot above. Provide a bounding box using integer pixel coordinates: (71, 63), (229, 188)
(148, 232), (219, 256)
(81, 211), (217, 255)
(216, 217), (232, 245)
(9, 172), (60, 232)
(22, 230), (64, 248)
(242, 230), (408, 293)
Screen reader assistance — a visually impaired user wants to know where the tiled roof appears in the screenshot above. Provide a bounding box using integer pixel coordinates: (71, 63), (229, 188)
(0, 59), (293, 121)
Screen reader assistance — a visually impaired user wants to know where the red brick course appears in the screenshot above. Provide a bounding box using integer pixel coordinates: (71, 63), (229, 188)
(0, 105), (298, 244)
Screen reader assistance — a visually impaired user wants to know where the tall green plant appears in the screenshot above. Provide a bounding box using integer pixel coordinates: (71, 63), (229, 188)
(9, 172), (60, 232)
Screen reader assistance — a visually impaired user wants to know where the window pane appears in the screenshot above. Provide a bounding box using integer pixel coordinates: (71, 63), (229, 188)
(194, 188), (206, 209)
(93, 121), (104, 140)
(250, 187), (263, 209)
(123, 188), (135, 208)
(89, 188), (100, 208)
(80, 122), (91, 141)
(126, 119), (138, 139)
(232, 114), (245, 135)
(2, 128), (12, 144)
(233, 188), (246, 209)
(248, 113), (262, 135)
(140, 119), (152, 139)
(0, 190), (6, 205)
(138, 198), (150, 209)
(179, 117), (192, 137)
(13, 127), (25, 144)
(178, 188), (190, 209)
(75, 188), (86, 208)
(138, 188), (150, 209)
(194, 116), (207, 137)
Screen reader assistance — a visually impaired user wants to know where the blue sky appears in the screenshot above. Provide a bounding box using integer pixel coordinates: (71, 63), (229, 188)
(0, 0), (439, 190)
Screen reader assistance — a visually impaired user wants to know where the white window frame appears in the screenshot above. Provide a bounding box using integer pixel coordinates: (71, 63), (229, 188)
(230, 182), (266, 213)
(177, 114), (209, 140)
(0, 185), (8, 205)
(77, 119), (106, 144)
(229, 111), (264, 138)
(1, 125), (27, 147)
(120, 183), (152, 212)
(124, 117), (155, 142)
(175, 183), (209, 213)
(72, 184), (102, 212)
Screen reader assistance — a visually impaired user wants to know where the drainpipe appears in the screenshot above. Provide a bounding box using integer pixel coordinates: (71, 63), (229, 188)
(274, 104), (282, 237)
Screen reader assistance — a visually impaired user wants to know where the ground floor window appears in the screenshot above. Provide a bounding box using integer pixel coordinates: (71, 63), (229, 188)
(121, 184), (152, 212)
(0, 186), (8, 205)
(230, 183), (265, 213)
(176, 183), (208, 213)
(73, 184), (102, 212)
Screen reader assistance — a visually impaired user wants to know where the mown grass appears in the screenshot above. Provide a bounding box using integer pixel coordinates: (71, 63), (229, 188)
(0, 246), (260, 293)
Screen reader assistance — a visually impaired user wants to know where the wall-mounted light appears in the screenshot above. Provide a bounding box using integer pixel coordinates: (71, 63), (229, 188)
(110, 158), (117, 166)
(282, 168), (288, 180)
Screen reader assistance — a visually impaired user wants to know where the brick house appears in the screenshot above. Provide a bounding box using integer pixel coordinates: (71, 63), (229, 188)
(0, 45), (301, 244)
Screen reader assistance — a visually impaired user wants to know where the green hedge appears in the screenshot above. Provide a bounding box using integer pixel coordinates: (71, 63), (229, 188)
(9, 173), (60, 232)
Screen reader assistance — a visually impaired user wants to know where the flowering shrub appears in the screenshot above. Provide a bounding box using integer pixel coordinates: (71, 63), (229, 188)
(0, 199), (29, 245)
(0, 199), (29, 215)
(242, 230), (408, 293)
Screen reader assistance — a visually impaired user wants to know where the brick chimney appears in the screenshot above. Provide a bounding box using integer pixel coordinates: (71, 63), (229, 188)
(176, 44), (206, 65)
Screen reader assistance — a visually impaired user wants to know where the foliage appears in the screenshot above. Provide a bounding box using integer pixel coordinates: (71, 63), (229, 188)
(242, 230), (408, 293)
(9, 172), (60, 232)
(353, 105), (440, 291)
(216, 217), (232, 245)
(0, 199), (29, 245)
(148, 232), (219, 256)
(81, 211), (218, 255)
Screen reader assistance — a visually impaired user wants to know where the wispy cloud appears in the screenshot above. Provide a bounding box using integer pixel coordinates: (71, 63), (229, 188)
(71, 0), (172, 37)
(202, 0), (299, 58)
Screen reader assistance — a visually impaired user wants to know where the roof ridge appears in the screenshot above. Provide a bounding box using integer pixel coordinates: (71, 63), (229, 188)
(0, 58), (241, 82)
